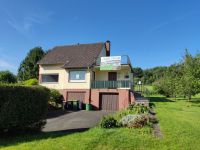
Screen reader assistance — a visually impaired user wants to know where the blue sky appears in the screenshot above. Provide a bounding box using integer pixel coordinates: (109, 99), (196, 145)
(0, 0), (200, 74)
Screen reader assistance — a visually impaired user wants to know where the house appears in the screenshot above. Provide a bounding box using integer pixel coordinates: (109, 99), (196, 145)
(38, 41), (135, 110)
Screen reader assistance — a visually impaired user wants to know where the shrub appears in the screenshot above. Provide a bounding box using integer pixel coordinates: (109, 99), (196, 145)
(127, 114), (149, 128)
(22, 78), (38, 86)
(49, 89), (62, 107)
(0, 85), (50, 132)
(128, 103), (149, 114)
(100, 116), (118, 128)
(115, 109), (133, 120)
(119, 114), (140, 127)
(0, 71), (17, 84)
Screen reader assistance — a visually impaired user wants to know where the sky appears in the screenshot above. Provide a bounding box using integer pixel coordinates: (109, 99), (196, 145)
(0, 0), (200, 74)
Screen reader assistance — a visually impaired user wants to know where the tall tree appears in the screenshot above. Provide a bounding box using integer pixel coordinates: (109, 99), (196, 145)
(181, 50), (200, 101)
(18, 47), (45, 81)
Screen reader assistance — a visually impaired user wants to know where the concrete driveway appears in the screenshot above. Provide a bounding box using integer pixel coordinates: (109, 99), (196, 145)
(42, 110), (113, 132)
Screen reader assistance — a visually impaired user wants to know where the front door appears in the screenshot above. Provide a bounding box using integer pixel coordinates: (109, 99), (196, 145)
(108, 72), (117, 81)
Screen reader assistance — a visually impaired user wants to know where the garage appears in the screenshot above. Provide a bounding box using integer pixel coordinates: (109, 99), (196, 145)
(99, 93), (119, 110)
(67, 92), (85, 102)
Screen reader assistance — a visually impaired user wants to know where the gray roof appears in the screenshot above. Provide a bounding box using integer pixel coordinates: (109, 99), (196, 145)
(38, 42), (104, 68)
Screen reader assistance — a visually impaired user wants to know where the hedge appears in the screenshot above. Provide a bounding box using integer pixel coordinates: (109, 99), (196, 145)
(0, 85), (50, 132)
(22, 78), (38, 86)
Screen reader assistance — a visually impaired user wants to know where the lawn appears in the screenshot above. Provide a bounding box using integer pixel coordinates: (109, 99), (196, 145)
(0, 95), (200, 150)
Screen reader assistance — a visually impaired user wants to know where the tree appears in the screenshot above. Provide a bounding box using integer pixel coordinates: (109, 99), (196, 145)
(153, 50), (200, 100)
(132, 67), (143, 84)
(181, 50), (200, 101)
(153, 64), (183, 98)
(142, 66), (167, 85)
(18, 47), (45, 81)
(0, 70), (17, 83)
(132, 67), (143, 78)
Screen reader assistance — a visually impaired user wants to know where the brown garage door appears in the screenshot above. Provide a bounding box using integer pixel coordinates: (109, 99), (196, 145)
(100, 93), (119, 110)
(67, 92), (85, 102)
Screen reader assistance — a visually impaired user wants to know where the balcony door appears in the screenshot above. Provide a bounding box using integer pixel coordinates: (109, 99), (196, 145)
(108, 72), (117, 81)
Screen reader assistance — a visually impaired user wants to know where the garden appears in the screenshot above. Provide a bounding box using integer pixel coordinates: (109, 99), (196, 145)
(0, 94), (200, 150)
(99, 103), (155, 129)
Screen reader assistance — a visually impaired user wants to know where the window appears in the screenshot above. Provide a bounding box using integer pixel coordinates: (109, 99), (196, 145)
(125, 74), (129, 79)
(41, 74), (59, 83)
(124, 72), (129, 79)
(69, 71), (86, 82)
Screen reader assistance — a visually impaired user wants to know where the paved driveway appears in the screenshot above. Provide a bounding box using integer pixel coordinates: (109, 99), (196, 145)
(42, 110), (113, 132)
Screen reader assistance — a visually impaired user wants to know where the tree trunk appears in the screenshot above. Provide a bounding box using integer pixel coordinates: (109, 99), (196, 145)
(188, 95), (191, 101)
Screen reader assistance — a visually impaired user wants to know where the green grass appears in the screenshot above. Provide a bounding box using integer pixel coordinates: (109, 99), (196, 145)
(1, 95), (200, 150)
(144, 85), (154, 91)
(149, 95), (200, 149)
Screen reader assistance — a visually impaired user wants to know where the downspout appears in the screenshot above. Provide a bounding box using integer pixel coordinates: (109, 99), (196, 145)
(88, 66), (92, 105)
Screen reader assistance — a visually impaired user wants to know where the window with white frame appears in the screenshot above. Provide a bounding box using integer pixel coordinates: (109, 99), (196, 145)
(69, 70), (86, 82)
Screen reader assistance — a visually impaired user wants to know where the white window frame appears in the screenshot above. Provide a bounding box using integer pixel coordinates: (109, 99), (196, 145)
(69, 70), (86, 83)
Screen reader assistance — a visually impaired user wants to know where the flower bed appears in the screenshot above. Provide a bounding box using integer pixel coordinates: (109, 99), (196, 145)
(100, 103), (152, 129)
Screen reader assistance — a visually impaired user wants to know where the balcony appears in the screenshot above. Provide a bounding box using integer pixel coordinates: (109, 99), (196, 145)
(95, 55), (131, 66)
(91, 80), (132, 89)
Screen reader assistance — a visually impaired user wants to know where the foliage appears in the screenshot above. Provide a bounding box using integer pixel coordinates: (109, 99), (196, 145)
(133, 67), (143, 78)
(18, 47), (45, 81)
(153, 50), (200, 100)
(118, 104), (149, 128)
(0, 85), (50, 132)
(153, 64), (183, 97)
(141, 66), (168, 85)
(22, 78), (38, 86)
(100, 116), (118, 128)
(128, 103), (150, 114)
(0, 70), (17, 84)
(127, 114), (148, 128)
(119, 114), (140, 127)
(100, 103), (150, 129)
(49, 89), (62, 107)
(181, 50), (200, 100)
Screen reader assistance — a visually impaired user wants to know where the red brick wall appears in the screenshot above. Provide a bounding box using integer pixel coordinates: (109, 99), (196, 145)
(91, 89), (132, 110)
(59, 89), (90, 104)
(58, 88), (135, 110)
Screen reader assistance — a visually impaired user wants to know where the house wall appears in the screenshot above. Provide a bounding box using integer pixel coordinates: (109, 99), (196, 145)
(95, 71), (108, 80)
(59, 89), (90, 103)
(94, 65), (133, 82)
(39, 64), (91, 90)
(90, 89), (131, 110)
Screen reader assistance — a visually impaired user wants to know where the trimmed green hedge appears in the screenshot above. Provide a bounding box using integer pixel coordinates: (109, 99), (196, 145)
(0, 85), (50, 132)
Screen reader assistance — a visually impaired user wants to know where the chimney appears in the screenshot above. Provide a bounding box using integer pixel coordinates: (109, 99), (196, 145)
(105, 40), (110, 56)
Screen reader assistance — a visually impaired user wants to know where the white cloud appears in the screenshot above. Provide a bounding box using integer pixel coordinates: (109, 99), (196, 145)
(25, 11), (54, 24)
(6, 11), (54, 36)
(7, 18), (24, 33)
(148, 12), (194, 33)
